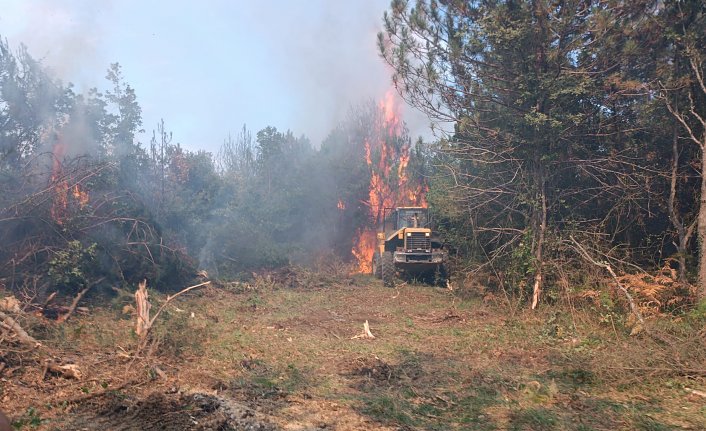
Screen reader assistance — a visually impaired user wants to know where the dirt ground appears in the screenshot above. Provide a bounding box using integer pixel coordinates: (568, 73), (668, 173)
(2, 274), (705, 430)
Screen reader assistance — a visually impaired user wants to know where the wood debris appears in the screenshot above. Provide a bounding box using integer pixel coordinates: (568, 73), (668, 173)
(0, 296), (20, 313)
(135, 279), (151, 339)
(0, 311), (40, 348)
(42, 360), (82, 380)
(58, 277), (105, 323)
(685, 387), (706, 398)
(351, 320), (376, 339)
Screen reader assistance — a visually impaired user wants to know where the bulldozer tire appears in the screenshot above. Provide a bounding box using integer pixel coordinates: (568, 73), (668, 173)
(372, 252), (382, 279)
(381, 251), (395, 287)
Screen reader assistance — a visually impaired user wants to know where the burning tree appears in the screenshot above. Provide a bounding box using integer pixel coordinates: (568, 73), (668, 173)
(49, 135), (90, 225)
(350, 90), (428, 273)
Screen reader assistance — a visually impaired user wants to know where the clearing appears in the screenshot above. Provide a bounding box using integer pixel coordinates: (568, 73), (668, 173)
(2, 273), (705, 430)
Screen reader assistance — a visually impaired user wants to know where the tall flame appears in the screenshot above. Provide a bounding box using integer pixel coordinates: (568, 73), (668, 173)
(352, 89), (428, 273)
(49, 137), (89, 225)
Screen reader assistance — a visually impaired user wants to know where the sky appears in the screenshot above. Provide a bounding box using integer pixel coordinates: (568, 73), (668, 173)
(0, 0), (433, 153)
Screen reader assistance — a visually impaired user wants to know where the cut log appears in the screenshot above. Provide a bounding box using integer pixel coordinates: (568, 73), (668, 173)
(42, 360), (82, 380)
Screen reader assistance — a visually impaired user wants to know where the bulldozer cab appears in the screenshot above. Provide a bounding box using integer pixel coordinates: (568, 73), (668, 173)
(396, 208), (429, 229)
(383, 207), (430, 236)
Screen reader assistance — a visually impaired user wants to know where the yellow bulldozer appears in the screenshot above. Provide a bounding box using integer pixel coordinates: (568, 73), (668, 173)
(372, 206), (447, 287)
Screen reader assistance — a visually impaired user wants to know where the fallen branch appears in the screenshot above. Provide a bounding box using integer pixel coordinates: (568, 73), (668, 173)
(42, 291), (58, 310)
(569, 236), (646, 328)
(0, 311), (41, 348)
(58, 277), (105, 323)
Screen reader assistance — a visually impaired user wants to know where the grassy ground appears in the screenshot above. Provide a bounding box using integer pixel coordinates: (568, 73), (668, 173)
(3, 274), (706, 430)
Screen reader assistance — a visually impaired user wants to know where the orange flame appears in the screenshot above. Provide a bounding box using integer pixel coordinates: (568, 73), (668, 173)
(72, 184), (89, 208)
(352, 229), (377, 273)
(50, 137), (90, 224)
(380, 89), (402, 137)
(352, 89), (428, 273)
(337, 199), (346, 211)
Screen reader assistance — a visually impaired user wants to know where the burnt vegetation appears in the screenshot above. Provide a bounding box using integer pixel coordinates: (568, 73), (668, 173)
(0, 44), (424, 300)
(1, 1), (706, 430)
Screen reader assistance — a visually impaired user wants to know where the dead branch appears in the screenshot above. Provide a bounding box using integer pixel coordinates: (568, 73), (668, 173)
(569, 235), (646, 328)
(42, 291), (58, 309)
(58, 277), (105, 323)
(0, 311), (41, 348)
(149, 280), (211, 327)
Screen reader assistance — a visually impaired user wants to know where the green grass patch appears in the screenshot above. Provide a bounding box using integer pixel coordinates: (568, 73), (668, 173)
(362, 395), (416, 427)
(229, 361), (309, 401)
(509, 407), (558, 430)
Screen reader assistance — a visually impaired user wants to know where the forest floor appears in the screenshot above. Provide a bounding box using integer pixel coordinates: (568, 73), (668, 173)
(2, 272), (706, 430)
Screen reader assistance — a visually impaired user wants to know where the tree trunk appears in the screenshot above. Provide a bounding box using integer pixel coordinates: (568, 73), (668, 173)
(699, 144), (706, 299)
(669, 126), (691, 283)
(532, 186), (547, 310)
(530, 0), (548, 310)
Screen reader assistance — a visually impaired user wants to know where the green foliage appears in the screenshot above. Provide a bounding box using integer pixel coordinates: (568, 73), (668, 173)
(686, 298), (706, 323)
(379, 0), (706, 307)
(509, 230), (535, 286)
(48, 241), (97, 291)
